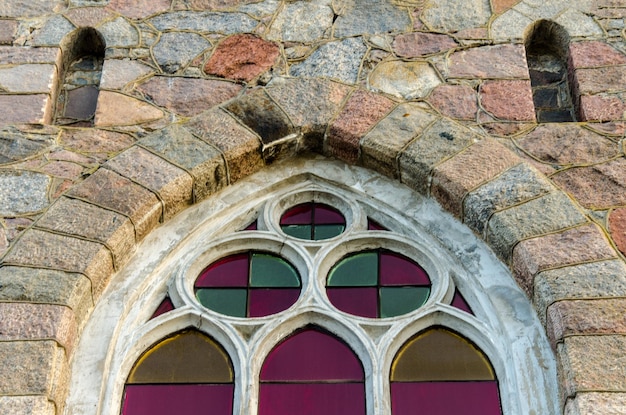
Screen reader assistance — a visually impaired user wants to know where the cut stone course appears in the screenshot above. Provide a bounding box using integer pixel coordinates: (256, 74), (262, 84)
(485, 191), (588, 261)
(0, 94), (52, 126)
(64, 7), (114, 27)
(579, 95), (626, 122)
(0, 396), (55, 415)
(393, 32), (458, 58)
(100, 59), (154, 90)
(0, 0), (64, 18)
(204, 34), (279, 82)
(59, 129), (135, 157)
(569, 41), (626, 68)
(0, 46), (60, 65)
(575, 66), (626, 95)
(369, 61), (442, 100)
(428, 84), (478, 120)
(66, 168), (162, 240)
(513, 223), (617, 295)
(448, 45), (529, 79)
(149, 11), (257, 34)
(565, 392), (626, 415)
(137, 76), (242, 117)
(105, 146), (193, 220)
(107, 0), (172, 19)
(480, 80), (535, 121)
(0, 129), (55, 164)
(0, 64), (56, 93)
(94, 91), (164, 126)
(431, 139), (521, 217)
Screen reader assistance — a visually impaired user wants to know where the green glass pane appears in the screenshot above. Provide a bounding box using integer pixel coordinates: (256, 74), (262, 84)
(314, 224), (345, 240)
(281, 225), (312, 239)
(327, 252), (378, 287)
(379, 287), (429, 318)
(196, 288), (247, 317)
(250, 254), (300, 287)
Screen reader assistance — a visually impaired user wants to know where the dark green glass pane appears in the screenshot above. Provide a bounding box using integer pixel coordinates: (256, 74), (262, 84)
(379, 287), (429, 318)
(250, 254), (300, 287)
(196, 288), (247, 317)
(281, 225), (312, 239)
(314, 224), (345, 240)
(327, 252), (378, 287)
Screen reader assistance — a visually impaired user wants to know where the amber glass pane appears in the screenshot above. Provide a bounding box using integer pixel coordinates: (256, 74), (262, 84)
(391, 381), (501, 415)
(123, 384), (234, 415)
(195, 253), (249, 287)
(391, 328), (494, 381)
(150, 297), (175, 319)
(327, 287), (378, 318)
(128, 330), (233, 384)
(451, 289), (473, 314)
(379, 252), (430, 286)
(327, 252), (378, 286)
(259, 383), (365, 415)
(260, 328), (364, 381)
(250, 253), (300, 287)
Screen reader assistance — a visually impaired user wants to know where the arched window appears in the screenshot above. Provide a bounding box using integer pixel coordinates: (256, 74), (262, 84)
(55, 27), (105, 126)
(391, 327), (501, 414)
(525, 20), (576, 122)
(122, 330), (234, 415)
(259, 327), (365, 415)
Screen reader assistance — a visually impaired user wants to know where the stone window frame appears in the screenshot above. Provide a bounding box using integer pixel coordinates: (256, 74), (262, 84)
(64, 159), (559, 415)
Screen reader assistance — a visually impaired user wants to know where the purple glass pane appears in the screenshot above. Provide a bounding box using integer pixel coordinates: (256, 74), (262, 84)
(327, 287), (378, 318)
(391, 381), (502, 415)
(314, 205), (345, 224)
(150, 297), (175, 319)
(260, 329), (364, 381)
(367, 219), (388, 231)
(380, 252), (430, 286)
(195, 253), (249, 287)
(248, 289), (300, 317)
(259, 383), (365, 415)
(451, 290), (473, 315)
(280, 204), (313, 225)
(122, 384), (234, 415)
(244, 221), (258, 230)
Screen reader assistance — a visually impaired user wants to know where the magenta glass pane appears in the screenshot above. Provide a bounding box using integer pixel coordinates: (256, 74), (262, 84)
(150, 297), (175, 319)
(327, 287), (378, 318)
(248, 289), (300, 317)
(314, 205), (345, 224)
(367, 218), (388, 231)
(280, 204), (313, 225)
(451, 289), (473, 315)
(244, 221), (257, 230)
(122, 384), (234, 415)
(259, 383), (365, 415)
(380, 252), (430, 286)
(195, 253), (249, 287)
(260, 329), (364, 381)
(391, 381), (501, 415)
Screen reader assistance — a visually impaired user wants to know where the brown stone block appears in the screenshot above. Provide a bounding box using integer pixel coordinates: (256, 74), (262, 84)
(222, 88), (295, 145)
(393, 32), (458, 58)
(36, 197), (136, 267)
(548, 299), (626, 347)
(565, 392), (626, 415)
(3, 229), (114, 297)
(399, 117), (476, 194)
(579, 94), (626, 122)
(427, 84), (478, 120)
(0, 266), (92, 328)
(137, 76), (242, 118)
(0, 94), (52, 126)
(609, 207), (626, 256)
(559, 335), (626, 395)
(515, 123), (619, 165)
(448, 45), (529, 79)
(59, 128), (136, 157)
(431, 139), (521, 217)
(94, 91), (164, 127)
(326, 89), (395, 164)
(0, 303), (76, 354)
(552, 158), (626, 209)
(267, 77), (352, 149)
(574, 66), (626, 95)
(0, 396), (55, 415)
(492, 0), (521, 14)
(186, 108), (263, 183)
(513, 223), (617, 296)
(106, 146), (193, 220)
(0, 341), (68, 408)
(140, 124), (228, 202)
(0, 46), (60, 65)
(480, 80), (536, 121)
(569, 41), (626, 69)
(67, 168), (161, 240)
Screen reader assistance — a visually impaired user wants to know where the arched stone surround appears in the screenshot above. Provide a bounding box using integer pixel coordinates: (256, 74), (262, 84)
(0, 1), (625, 414)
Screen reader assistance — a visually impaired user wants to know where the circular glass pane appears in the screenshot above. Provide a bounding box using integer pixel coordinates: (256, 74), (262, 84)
(195, 252), (301, 317)
(326, 249), (431, 318)
(280, 202), (346, 240)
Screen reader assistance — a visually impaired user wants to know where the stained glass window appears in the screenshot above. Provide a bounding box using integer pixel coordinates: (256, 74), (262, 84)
(327, 249), (431, 318)
(122, 330), (234, 415)
(280, 202), (346, 240)
(259, 327), (365, 415)
(391, 327), (502, 415)
(150, 296), (175, 319)
(195, 251), (301, 317)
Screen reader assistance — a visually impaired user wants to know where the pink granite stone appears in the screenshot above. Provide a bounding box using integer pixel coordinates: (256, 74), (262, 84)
(64, 7), (115, 27)
(492, 0), (521, 14)
(449, 45), (529, 79)
(579, 94), (625, 122)
(393, 32), (457, 57)
(609, 207), (626, 257)
(428, 84), (478, 120)
(107, 0), (172, 19)
(204, 34), (280, 82)
(480, 80), (536, 121)
(0, 94), (51, 126)
(574, 66), (626, 95)
(569, 41), (626, 68)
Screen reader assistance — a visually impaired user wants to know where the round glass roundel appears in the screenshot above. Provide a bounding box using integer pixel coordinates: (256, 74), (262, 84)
(326, 249), (431, 318)
(194, 252), (301, 318)
(280, 202), (346, 240)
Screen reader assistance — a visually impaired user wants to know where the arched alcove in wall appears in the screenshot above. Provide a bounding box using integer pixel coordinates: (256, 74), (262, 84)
(64, 159), (559, 415)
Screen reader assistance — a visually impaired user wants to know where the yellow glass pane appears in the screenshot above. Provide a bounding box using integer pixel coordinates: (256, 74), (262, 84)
(128, 330), (233, 384)
(391, 328), (494, 381)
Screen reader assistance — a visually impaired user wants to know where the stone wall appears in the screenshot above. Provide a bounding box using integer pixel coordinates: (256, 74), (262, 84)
(0, 0), (625, 414)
